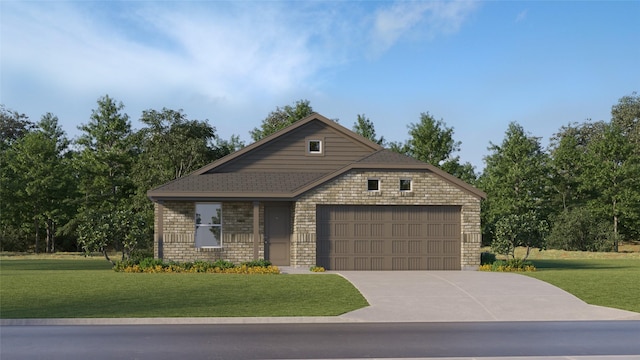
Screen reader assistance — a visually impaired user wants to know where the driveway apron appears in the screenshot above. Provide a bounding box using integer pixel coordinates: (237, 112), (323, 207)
(336, 271), (640, 322)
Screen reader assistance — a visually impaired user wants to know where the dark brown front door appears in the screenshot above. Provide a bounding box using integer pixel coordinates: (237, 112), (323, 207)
(265, 204), (291, 266)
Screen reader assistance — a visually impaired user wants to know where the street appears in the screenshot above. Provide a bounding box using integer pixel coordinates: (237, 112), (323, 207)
(2, 321), (640, 359)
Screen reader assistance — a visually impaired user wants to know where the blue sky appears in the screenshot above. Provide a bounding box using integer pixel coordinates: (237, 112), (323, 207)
(2, 1), (638, 171)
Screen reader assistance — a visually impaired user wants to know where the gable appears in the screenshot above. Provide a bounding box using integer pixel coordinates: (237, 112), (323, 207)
(207, 118), (379, 174)
(147, 113), (485, 201)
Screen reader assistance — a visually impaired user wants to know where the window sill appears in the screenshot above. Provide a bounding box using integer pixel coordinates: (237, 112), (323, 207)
(196, 247), (223, 252)
(367, 191), (382, 196)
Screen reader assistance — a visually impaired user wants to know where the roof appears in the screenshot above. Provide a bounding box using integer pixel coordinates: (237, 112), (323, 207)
(147, 113), (486, 201)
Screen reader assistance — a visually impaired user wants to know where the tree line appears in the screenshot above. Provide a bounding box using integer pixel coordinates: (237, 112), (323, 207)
(1, 93), (638, 260)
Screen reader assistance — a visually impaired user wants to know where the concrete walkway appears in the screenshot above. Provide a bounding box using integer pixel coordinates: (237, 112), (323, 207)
(336, 271), (640, 322)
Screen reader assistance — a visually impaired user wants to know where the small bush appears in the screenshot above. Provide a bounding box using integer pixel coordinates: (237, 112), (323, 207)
(241, 259), (272, 268)
(310, 265), (326, 272)
(480, 252), (496, 265)
(479, 259), (536, 272)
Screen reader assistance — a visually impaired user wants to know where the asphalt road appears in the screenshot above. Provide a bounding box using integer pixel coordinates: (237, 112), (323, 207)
(2, 321), (640, 359)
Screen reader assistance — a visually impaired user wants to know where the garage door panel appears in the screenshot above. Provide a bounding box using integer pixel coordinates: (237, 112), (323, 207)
(371, 240), (384, 254)
(317, 205), (460, 270)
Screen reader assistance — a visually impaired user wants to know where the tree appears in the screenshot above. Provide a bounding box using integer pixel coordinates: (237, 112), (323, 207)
(0, 104), (34, 150)
(3, 113), (73, 252)
(479, 122), (550, 257)
(548, 123), (589, 212)
(250, 99), (313, 141)
(75, 95), (136, 261)
(580, 122), (640, 251)
(4, 113), (74, 253)
(353, 114), (384, 145)
(0, 106), (35, 251)
(391, 112), (477, 183)
(611, 92), (640, 149)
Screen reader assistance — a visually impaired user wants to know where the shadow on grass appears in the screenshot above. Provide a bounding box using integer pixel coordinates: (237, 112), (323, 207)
(531, 259), (639, 270)
(0, 259), (113, 271)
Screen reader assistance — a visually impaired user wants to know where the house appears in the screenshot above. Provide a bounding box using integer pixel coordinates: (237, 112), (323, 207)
(147, 113), (486, 270)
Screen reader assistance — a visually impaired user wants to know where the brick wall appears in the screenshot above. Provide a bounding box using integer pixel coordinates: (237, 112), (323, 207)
(292, 169), (482, 269)
(155, 201), (264, 263)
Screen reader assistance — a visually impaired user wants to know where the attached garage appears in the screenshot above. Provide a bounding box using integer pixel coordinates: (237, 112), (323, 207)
(316, 205), (461, 270)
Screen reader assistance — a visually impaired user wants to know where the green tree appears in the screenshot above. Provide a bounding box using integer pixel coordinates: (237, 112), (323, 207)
(250, 99), (313, 141)
(479, 122), (550, 256)
(548, 123), (589, 211)
(581, 122), (640, 250)
(4, 113), (74, 253)
(75, 95), (136, 261)
(611, 92), (640, 149)
(353, 114), (384, 145)
(0, 104), (34, 150)
(0, 106), (35, 251)
(392, 112), (476, 183)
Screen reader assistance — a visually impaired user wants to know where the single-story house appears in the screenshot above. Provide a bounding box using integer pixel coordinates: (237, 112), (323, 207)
(147, 113), (486, 270)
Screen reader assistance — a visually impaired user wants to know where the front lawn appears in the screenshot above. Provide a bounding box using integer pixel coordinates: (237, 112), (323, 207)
(0, 257), (368, 319)
(526, 259), (640, 313)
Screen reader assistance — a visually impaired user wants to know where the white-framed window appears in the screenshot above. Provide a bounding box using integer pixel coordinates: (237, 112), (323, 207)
(195, 203), (222, 248)
(367, 178), (380, 191)
(307, 139), (323, 154)
(400, 179), (412, 192)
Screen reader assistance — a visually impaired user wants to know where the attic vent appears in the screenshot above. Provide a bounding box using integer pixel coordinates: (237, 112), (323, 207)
(306, 138), (324, 156)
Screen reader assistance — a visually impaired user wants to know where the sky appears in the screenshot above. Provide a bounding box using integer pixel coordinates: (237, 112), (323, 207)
(2, 0), (639, 171)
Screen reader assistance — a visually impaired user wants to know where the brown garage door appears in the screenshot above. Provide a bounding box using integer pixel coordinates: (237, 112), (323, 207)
(316, 205), (461, 270)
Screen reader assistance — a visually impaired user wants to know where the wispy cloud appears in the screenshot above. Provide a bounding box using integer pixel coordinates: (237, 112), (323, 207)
(1, 1), (480, 120)
(370, 1), (480, 55)
(516, 9), (528, 23)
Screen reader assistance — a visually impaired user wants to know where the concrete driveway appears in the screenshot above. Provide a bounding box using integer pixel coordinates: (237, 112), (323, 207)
(336, 271), (640, 322)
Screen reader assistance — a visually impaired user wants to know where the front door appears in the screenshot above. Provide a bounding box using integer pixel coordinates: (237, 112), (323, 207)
(265, 204), (291, 266)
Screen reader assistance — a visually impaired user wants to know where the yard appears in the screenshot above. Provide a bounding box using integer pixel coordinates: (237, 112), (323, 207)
(496, 244), (640, 313)
(1, 246), (639, 318)
(0, 255), (368, 319)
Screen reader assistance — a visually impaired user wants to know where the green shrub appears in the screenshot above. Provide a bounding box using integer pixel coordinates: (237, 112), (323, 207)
(211, 259), (235, 269)
(480, 252), (496, 265)
(241, 259), (272, 268)
(547, 208), (616, 252)
(310, 265), (326, 272)
(139, 257), (165, 270)
(479, 258), (536, 272)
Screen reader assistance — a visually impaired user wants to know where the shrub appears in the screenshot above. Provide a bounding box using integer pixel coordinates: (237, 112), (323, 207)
(113, 258), (280, 274)
(547, 208), (616, 252)
(479, 259), (536, 272)
(310, 265), (326, 272)
(480, 252), (496, 265)
(241, 259), (272, 268)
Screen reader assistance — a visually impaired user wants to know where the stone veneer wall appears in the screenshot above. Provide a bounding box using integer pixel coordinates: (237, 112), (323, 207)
(154, 201), (264, 263)
(291, 170), (482, 269)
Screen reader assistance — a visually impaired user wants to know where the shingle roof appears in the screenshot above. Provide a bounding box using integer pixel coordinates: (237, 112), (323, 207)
(151, 172), (327, 194)
(356, 149), (427, 165)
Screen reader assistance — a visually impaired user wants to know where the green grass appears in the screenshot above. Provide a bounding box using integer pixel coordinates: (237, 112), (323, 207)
(525, 259), (640, 313)
(0, 258), (368, 319)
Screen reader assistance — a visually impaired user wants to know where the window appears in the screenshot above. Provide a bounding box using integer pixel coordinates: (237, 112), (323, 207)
(367, 178), (380, 191)
(308, 139), (322, 154)
(400, 179), (412, 192)
(195, 203), (222, 247)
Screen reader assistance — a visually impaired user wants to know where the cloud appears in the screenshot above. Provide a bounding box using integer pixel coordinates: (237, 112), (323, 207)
(1, 1), (355, 109)
(516, 9), (528, 23)
(370, 0), (480, 55)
